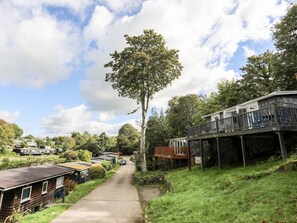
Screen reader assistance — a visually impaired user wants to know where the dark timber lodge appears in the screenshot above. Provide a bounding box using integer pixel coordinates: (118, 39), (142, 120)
(187, 91), (297, 170)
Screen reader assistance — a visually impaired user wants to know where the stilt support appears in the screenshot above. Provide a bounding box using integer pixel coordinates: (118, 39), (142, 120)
(200, 139), (204, 171)
(277, 131), (287, 160)
(240, 135), (247, 167)
(216, 138), (221, 170)
(188, 140), (191, 171)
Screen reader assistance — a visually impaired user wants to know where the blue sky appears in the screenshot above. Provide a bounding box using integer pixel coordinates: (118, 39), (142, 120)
(0, 0), (288, 137)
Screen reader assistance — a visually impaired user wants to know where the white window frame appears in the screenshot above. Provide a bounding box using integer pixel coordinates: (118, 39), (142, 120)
(42, 181), (48, 195)
(21, 186), (32, 203)
(56, 176), (64, 189)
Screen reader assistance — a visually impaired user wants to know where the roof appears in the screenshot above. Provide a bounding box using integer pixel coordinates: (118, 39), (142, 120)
(0, 165), (73, 191)
(58, 162), (90, 171)
(203, 91), (297, 118)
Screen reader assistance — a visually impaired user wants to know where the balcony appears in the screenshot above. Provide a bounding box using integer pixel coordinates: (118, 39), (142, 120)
(187, 105), (297, 140)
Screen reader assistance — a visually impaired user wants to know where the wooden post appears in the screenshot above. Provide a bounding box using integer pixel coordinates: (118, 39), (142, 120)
(215, 118), (219, 133)
(240, 135), (247, 167)
(277, 131), (287, 160)
(200, 139), (204, 171)
(216, 138), (221, 170)
(188, 140), (192, 171)
(273, 103), (280, 126)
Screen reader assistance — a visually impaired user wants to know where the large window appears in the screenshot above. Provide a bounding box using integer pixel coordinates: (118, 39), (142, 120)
(21, 186), (32, 203)
(56, 176), (64, 189)
(42, 181), (48, 195)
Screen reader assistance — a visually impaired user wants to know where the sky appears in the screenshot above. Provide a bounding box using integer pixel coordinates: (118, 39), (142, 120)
(0, 0), (290, 137)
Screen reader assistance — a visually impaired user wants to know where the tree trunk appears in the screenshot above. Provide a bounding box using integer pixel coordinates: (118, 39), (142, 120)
(140, 107), (147, 173)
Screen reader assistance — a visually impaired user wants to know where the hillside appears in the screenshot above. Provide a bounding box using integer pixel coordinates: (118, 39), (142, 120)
(147, 158), (297, 223)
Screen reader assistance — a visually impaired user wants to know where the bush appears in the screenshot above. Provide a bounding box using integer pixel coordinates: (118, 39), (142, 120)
(65, 179), (77, 195)
(130, 155), (135, 161)
(62, 150), (79, 161)
(101, 160), (112, 171)
(89, 164), (106, 179)
(77, 150), (92, 163)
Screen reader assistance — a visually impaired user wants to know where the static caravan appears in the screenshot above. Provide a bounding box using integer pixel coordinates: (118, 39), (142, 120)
(0, 165), (73, 222)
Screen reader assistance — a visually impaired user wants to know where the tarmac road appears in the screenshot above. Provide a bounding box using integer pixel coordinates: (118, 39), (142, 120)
(51, 158), (141, 223)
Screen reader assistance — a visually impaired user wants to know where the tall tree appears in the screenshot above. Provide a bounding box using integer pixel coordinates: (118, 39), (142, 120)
(105, 29), (182, 172)
(10, 123), (23, 138)
(240, 51), (280, 98)
(146, 109), (169, 158)
(272, 4), (297, 90)
(166, 94), (205, 137)
(0, 119), (15, 150)
(117, 124), (140, 154)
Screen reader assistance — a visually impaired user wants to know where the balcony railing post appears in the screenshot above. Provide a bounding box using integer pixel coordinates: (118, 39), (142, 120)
(273, 103), (280, 126)
(215, 118), (219, 133)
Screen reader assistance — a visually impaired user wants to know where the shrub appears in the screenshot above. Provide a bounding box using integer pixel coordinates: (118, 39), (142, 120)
(62, 150), (79, 161)
(130, 155), (135, 161)
(65, 179), (77, 195)
(101, 160), (112, 171)
(77, 150), (92, 163)
(89, 164), (106, 179)
(4, 208), (29, 223)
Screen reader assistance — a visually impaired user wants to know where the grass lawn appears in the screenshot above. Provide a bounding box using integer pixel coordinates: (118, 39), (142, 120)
(22, 169), (118, 223)
(147, 159), (297, 223)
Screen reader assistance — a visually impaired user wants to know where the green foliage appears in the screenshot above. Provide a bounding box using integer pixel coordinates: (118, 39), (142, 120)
(146, 109), (169, 158)
(147, 160), (297, 223)
(105, 29), (183, 172)
(89, 164), (106, 179)
(62, 150), (79, 161)
(272, 4), (297, 91)
(0, 119), (15, 149)
(117, 123), (140, 154)
(106, 136), (117, 152)
(210, 79), (249, 109)
(5, 208), (29, 223)
(77, 149), (92, 162)
(35, 138), (46, 147)
(0, 155), (65, 170)
(240, 51), (281, 99)
(10, 123), (23, 138)
(166, 94), (207, 137)
(105, 29), (183, 104)
(101, 160), (113, 171)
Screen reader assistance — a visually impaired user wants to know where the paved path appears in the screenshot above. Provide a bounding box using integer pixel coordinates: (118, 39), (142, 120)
(51, 159), (142, 223)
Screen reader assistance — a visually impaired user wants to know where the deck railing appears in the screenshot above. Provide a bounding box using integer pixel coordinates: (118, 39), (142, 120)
(188, 105), (297, 138)
(154, 147), (188, 157)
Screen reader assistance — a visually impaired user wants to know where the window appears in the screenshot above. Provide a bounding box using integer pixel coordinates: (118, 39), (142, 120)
(21, 186), (32, 203)
(56, 176), (64, 189)
(42, 181), (48, 195)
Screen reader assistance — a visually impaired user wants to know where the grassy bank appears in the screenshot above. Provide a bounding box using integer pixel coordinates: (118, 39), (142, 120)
(147, 159), (297, 223)
(22, 169), (118, 223)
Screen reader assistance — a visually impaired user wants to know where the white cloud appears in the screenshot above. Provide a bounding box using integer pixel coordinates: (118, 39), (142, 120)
(10, 0), (93, 16)
(100, 0), (143, 14)
(242, 46), (256, 58)
(83, 5), (114, 42)
(0, 0), (80, 88)
(41, 104), (139, 136)
(80, 0), (287, 114)
(0, 110), (20, 122)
